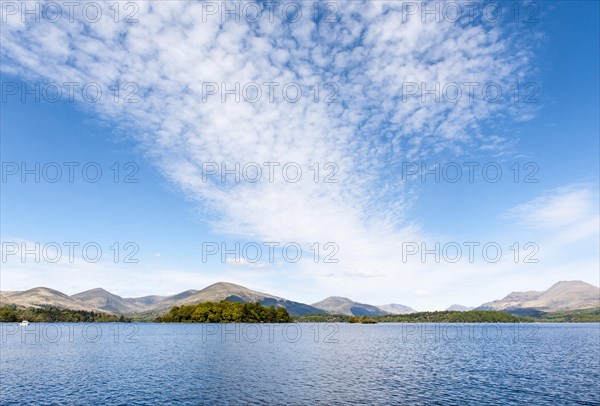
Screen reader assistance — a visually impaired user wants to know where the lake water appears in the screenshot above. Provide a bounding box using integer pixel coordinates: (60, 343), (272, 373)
(1, 323), (599, 405)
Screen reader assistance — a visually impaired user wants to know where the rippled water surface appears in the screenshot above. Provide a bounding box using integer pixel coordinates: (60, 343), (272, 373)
(1, 323), (599, 405)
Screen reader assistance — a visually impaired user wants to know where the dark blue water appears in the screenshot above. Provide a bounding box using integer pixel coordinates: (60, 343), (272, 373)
(1, 323), (599, 405)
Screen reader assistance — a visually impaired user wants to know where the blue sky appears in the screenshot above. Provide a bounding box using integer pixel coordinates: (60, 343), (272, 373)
(1, 1), (598, 309)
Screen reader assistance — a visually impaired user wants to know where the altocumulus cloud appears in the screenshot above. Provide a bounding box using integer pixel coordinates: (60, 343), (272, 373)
(504, 184), (600, 248)
(1, 1), (534, 280)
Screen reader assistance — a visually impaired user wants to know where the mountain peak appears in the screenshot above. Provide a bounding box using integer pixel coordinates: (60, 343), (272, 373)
(76, 287), (111, 295)
(323, 296), (353, 302)
(313, 296), (387, 316)
(72, 287), (124, 300)
(479, 280), (599, 312)
(204, 281), (250, 290)
(3, 287), (97, 311)
(22, 287), (72, 299)
(378, 303), (417, 314)
(446, 304), (475, 312)
(548, 280), (594, 289)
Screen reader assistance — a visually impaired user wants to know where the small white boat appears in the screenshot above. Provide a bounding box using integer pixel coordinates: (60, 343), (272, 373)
(20, 320), (30, 326)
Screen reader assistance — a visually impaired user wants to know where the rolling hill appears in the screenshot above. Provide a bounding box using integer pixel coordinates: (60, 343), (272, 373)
(71, 288), (160, 314)
(143, 282), (324, 316)
(2, 282), (323, 316)
(1, 287), (97, 311)
(312, 296), (388, 316)
(377, 303), (417, 314)
(477, 281), (600, 312)
(4, 280), (598, 318)
(446, 304), (475, 312)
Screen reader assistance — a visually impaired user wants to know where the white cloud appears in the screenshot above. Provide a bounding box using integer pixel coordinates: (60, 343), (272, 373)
(505, 184), (599, 237)
(0, 1), (547, 306)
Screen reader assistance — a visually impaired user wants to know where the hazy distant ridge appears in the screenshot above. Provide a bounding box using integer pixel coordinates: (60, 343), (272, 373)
(312, 297), (389, 316)
(377, 303), (417, 314)
(446, 304), (475, 312)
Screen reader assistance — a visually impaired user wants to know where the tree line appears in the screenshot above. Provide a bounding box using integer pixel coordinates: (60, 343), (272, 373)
(4, 303), (595, 324)
(156, 301), (292, 323)
(0, 306), (130, 322)
(295, 310), (531, 323)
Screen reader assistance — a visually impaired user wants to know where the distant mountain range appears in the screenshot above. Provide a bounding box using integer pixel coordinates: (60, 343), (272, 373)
(377, 303), (418, 314)
(312, 297), (389, 316)
(1, 283), (325, 316)
(1, 280), (598, 317)
(1, 288), (98, 312)
(446, 304), (475, 312)
(477, 281), (600, 313)
(70, 282), (325, 316)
